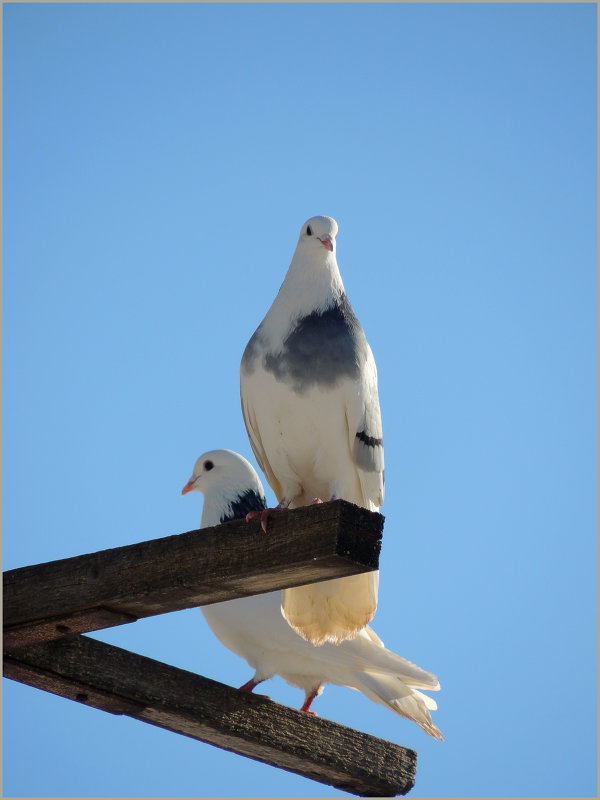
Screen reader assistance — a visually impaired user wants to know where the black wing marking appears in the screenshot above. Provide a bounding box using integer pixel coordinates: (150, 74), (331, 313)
(220, 489), (267, 524)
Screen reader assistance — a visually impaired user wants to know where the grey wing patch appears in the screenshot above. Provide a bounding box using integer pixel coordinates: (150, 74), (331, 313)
(263, 293), (369, 394)
(241, 323), (265, 375)
(220, 489), (267, 524)
(354, 429), (384, 473)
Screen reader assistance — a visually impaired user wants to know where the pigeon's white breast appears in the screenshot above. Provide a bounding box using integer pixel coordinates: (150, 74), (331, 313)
(243, 367), (362, 505)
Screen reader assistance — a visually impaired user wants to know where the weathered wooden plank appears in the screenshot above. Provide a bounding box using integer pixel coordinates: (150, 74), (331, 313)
(4, 635), (416, 797)
(4, 500), (383, 647)
(3, 607), (138, 650)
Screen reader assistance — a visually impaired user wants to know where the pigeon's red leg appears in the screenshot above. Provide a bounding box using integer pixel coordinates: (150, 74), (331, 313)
(239, 678), (270, 700)
(239, 678), (261, 692)
(300, 685), (321, 715)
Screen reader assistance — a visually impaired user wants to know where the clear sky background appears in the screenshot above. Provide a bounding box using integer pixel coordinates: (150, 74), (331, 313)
(3, 3), (597, 798)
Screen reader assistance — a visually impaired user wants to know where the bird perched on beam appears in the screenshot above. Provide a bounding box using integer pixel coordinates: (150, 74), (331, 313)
(182, 449), (443, 740)
(240, 215), (384, 645)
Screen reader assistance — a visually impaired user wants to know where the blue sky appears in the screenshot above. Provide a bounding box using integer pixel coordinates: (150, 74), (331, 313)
(3, 2), (597, 797)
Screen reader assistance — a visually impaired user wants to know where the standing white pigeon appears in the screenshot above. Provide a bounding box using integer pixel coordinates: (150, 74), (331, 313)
(240, 215), (384, 645)
(182, 449), (443, 740)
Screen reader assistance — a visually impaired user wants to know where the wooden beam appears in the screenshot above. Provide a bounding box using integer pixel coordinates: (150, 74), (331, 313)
(4, 500), (383, 648)
(4, 635), (416, 797)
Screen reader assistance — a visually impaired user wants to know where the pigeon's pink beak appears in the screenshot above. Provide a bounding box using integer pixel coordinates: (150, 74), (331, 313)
(181, 478), (196, 495)
(318, 234), (334, 252)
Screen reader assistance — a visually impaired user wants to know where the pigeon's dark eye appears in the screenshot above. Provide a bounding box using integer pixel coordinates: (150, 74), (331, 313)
(204, 460), (214, 471)
(306, 225), (313, 236)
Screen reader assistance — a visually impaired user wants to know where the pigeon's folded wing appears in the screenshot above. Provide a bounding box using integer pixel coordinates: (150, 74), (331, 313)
(241, 386), (284, 503)
(345, 342), (385, 509)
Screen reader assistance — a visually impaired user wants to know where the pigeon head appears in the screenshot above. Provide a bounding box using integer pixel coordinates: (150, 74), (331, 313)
(181, 449), (267, 528)
(181, 449), (258, 496)
(298, 215), (338, 256)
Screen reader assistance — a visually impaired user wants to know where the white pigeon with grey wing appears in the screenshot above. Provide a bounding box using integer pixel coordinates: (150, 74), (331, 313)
(240, 215), (384, 645)
(182, 449), (443, 740)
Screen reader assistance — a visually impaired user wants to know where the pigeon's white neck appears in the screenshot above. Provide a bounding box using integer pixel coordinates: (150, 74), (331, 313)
(200, 479), (254, 529)
(266, 246), (345, 344)
(200, 494), (226, 529)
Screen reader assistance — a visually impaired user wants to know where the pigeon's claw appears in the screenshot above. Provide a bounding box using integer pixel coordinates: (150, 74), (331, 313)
(246, 498), (292, 531)
(245, 506), (279, 531)
(261, 508), (275, 532)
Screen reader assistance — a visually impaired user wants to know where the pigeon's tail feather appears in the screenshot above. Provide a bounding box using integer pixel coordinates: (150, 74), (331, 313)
(282, 571), (378, 645)
(350, 629), (441, 690)
(353, 671), (445, 741)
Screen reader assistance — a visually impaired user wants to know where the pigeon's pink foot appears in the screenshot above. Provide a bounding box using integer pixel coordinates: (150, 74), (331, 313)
(260, 507), (277, 532)
(247, 499), (291, 532)
(239, 678), (270, 701)
(245, 508), (275, 531)
(311, 498), (324, 505)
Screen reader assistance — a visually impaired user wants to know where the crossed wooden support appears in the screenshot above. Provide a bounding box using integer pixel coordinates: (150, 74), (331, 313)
(3, 500), (418, 797)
